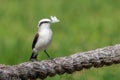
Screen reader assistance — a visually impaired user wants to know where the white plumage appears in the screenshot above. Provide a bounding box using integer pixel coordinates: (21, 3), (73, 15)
(30, 16), (60, 60)
(35, 23), (52, 51)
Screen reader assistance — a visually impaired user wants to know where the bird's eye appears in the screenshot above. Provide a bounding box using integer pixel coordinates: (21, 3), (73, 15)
(39, 21), (50, 26)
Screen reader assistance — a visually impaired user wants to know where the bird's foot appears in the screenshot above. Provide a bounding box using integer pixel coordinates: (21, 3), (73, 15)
(48, 57), (56, 63)
(29, 58), (38, 62)
(48, 57), (53, 60)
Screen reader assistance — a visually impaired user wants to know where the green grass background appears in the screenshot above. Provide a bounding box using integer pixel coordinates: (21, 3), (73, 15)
(0, 0), (120, 80)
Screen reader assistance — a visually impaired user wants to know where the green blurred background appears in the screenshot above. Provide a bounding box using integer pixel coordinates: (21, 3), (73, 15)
(0, 0), (120, 80)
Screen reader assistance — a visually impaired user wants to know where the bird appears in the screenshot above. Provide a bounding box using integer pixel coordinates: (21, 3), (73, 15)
(30, 16), (60, 61)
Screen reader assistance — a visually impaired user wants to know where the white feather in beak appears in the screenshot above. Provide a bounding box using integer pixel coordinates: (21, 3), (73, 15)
(50, 16), (60, 23)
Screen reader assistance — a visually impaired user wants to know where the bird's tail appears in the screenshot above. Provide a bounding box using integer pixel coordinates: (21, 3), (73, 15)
(29, 52), (38, 61)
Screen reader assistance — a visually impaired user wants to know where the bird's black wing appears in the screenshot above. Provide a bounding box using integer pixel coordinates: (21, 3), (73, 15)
(32, 33), (39, 49)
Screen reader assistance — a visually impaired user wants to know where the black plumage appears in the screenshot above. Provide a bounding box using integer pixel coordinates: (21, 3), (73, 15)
(32, 33), (39, 49)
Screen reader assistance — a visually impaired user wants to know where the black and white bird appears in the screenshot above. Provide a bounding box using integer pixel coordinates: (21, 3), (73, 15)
(30, 16), (60, 61)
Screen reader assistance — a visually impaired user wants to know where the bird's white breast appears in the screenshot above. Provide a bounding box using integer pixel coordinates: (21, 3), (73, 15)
(35, 26), (52, 51)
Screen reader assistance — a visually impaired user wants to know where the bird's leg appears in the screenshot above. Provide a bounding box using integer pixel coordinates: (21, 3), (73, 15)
(29, 52), (38, 61)
(44, 50), (52, 59)
(44, 50), (56, 63)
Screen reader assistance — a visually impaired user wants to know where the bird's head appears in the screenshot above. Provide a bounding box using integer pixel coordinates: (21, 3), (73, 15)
(38, 16), (60, 28)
